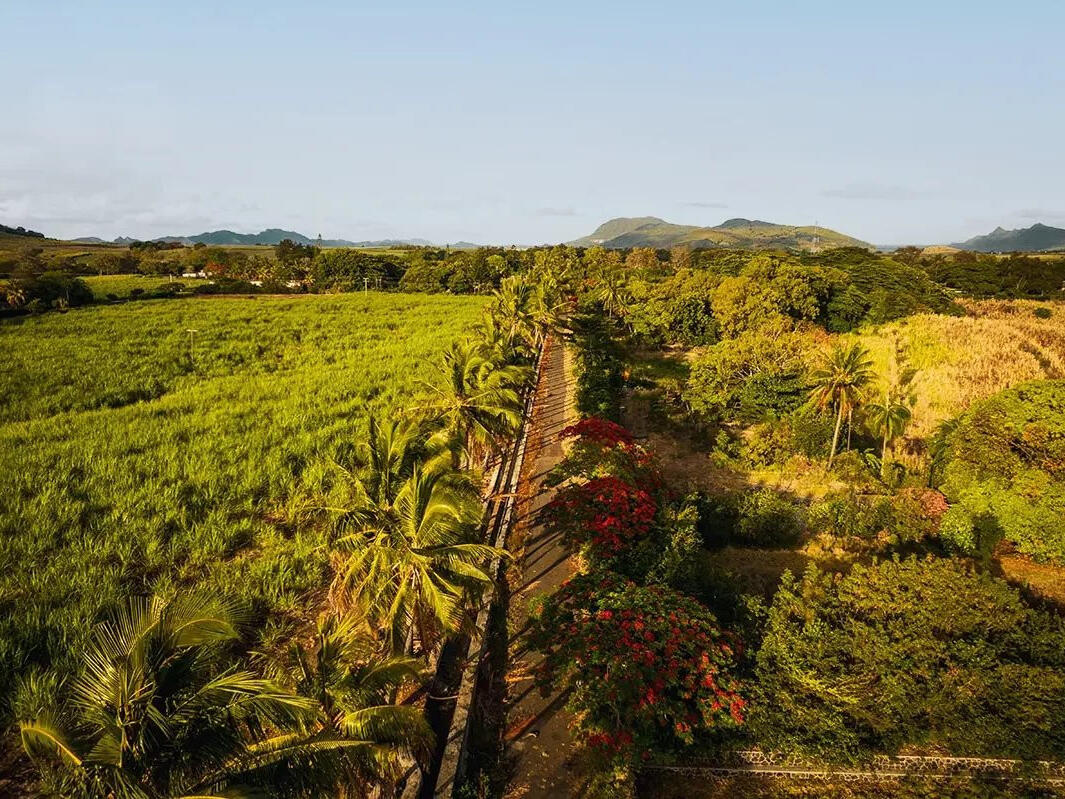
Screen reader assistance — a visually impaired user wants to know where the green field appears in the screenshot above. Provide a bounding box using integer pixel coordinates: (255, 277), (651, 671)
(82, 273), (184, 299)
(0, 292), (486, 697)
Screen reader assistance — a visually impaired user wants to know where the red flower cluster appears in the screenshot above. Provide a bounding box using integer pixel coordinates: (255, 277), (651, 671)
(561, 417), (635, 449)
(531, 571), (746, 762)
(545, 475), (657, 558)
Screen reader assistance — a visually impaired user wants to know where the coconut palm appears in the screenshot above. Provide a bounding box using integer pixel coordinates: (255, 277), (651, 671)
(419, 339), (527, 470)
(17, 593), (387, 799)
(596, 271), (631, 321)
(866, 340), (917, 479)
(258, 612), (433, 796)
(529, 275), (570, 347)
(335, 463), (498, 655)
(808, 342), (874, 469)
(491, 274), (538, 352)
(353, 415), (427, 507)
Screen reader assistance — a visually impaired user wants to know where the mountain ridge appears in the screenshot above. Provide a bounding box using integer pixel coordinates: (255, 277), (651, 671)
(569, 216), (871, 250)
(953, 223), (1065, 253)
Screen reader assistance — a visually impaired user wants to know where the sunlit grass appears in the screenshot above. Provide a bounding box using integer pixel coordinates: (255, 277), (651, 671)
(857, 299), (1065, 439)
(0, 292), (486, 698)
(82, 273), (181, 299)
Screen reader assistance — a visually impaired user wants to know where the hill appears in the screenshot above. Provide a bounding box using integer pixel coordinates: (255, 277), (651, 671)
(73, 229), (435, 248)
(569, 216), (870, 251)
(0, 223), (45, 239)
(954, 223), (1065, 253)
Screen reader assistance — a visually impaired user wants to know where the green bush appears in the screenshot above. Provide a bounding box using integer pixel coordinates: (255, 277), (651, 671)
(573, 318), (625, 422)
(1034, 306), (1053, 319)
(696, 489), (805, 548)
(753, 557), (1065, 761)
(939, 380), (1065, 562)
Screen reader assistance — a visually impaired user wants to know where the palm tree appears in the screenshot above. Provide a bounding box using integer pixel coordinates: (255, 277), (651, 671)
(596, 271), (630, 321)
(809, 342), (874, 469)
(419, 339), (526, 470)
(355, 415), (425, 507)
(259, 612), (433, 796)
(491, 274), (538, 353)
(529, 275), (570, 347)
(335, 463), (498, 655)
(866, 339), (917, 479)
(17, 594), (385, 799)
(866, 395), (912, 479)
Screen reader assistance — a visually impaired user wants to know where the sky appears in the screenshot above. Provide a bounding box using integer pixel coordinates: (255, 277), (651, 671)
(2, 0), (1063, 246)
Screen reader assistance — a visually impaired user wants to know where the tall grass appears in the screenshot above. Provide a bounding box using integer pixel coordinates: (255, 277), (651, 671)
(0, 292), (485, 700)
(82, 274), (178, 299)
(857, 299), (1065, 439)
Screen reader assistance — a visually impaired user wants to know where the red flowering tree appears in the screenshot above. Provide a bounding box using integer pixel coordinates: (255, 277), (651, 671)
(544, 475), (657, 559)
(550, 416), (659, 487)
(530, 571), (745, 762)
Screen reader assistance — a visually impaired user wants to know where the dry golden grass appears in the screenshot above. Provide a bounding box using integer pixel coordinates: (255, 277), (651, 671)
(857, 299), (1065, 441)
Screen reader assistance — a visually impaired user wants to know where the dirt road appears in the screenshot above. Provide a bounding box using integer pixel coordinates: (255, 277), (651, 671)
(502, 337), (586, 799)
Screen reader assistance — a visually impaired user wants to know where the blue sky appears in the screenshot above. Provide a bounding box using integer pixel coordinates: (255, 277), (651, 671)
(2, 1), (1063, 245)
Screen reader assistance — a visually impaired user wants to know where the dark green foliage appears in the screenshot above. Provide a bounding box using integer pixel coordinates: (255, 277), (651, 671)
(695, 489), (806, 549)
(6, 271), (94, 312)
(938, 380), (1065, 561)
(311, 248), (405, 290)
(0, 223), (45, 238)
(573, 316), (626, 422)
(752, 558), (1065, 761)
(801, 248), (959, 330)
(922, 252), (1065, 299)
(1034, 306), (1053, 319)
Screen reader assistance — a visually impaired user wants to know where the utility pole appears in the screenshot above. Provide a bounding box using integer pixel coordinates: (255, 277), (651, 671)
(363, 277), (369, 293)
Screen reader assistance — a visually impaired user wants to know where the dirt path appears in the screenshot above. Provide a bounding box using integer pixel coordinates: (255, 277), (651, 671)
(502, 337), (584, 799)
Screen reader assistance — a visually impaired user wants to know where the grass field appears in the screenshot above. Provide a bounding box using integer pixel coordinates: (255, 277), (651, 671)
(82, 273), (184, 299)
(857, 299), (1065, 440)
(0, 292), (486, 698)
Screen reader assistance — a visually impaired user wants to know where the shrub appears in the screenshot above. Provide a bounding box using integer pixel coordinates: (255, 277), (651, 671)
(939, 380), (1065, 561)
(807, 488), (945, 549)
(735, 489), (806, 547)
(1034, 306), (1053, 319)
(695, 489), (805, 548)
(531, 571), (745, 764)
(753, 557), (1065, 761)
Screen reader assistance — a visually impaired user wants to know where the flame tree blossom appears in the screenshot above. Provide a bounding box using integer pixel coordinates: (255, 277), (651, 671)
(549, 416), (661, 488)
(530, 571), (746, 763)
(544, 475), (658, 559)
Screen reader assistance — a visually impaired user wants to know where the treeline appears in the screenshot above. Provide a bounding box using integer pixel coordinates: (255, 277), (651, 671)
(894, 246), (1065, 298)
(3, 238), (1064, 318)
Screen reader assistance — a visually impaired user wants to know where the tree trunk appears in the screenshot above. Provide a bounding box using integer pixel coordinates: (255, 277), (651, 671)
(828, 403), (845, 469)
(881, 428), (890, 480)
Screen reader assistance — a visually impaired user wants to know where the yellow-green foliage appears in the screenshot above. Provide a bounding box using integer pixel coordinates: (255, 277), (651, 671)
(82, 274), (182, 299)
(0, 292), (485, 697)
(939, 380), (1065, 562)
(857, 300), (1065, 439)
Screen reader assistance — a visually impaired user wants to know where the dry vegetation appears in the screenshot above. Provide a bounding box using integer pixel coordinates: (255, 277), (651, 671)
(858, 299), (1065, 441)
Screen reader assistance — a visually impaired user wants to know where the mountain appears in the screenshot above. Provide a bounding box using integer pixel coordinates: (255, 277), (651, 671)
(0, 223), (45, 239)
(569, 216), (870, 250)
(954, 223), (1065, 253)
(72, 229), (434, 248)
